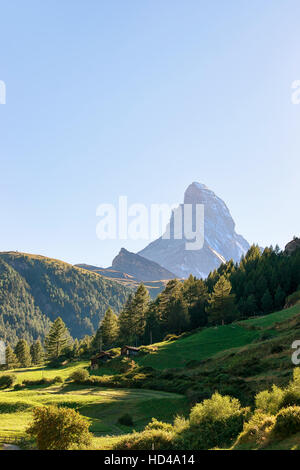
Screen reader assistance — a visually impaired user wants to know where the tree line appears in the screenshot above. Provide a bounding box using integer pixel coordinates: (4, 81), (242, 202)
(93, 244), (300, 349)
(3, 244), (300, 364)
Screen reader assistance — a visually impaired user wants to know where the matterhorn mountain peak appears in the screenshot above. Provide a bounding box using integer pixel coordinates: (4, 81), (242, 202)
(138, 182), (249, 279)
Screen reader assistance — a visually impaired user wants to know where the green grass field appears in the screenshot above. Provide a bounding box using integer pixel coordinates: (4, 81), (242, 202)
(0, 362), (189, 444)
(1, 303), (300, 449)
(134, 304), (300, 370)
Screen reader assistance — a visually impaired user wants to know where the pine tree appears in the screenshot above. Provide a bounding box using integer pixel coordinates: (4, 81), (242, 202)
(207, 276), (238, 325)
(73, 338), (80, 358)
(30, 340), (44, 365)
(98, 308), (119, 349)
(145, 299), (161, 344)
(118, 294), (135, 344)
(45, 317), (71, 359)
(5, 345), (18, 369)
(183, 278), (209, 329)
(274, 285), (286, 310)
(261, 289), (273, 313)
(167, 293), (190, 334)
(15, 339), (32, 367)
(130, 283), (150, 344)
(157, 279), (183, 330)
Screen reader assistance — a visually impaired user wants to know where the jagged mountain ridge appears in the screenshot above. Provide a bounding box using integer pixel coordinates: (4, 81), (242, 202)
(111, 248), (176, 281)
(138, 182), (250, 278)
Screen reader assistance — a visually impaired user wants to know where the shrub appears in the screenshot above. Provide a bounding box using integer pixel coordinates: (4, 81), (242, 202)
(236, 412), (275, 445)
(178, 393), (246, 449)
(27, 405), (92, 450)
(272, 406), (300, 438)
(53, 376), (63, 383)
(69, 368), (89, 383)
(0, 400), (32, 413)
(0, 374), (17, 388)
(255, 385), (284, 415)
(115, 429), (175, 450)
(145, 418), (174, 432)
(14, 383), (25, 391)
(23, 378), (56, 387)
(285, 290), (300, 308)
(118, 413), (134, 426)
(280, 368), (300, 408)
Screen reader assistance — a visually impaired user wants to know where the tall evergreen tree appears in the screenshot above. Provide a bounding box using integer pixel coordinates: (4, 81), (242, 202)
(97, 308), (119, 350)
(183, 277), (209, 328)
(207, 276), (238, 325)
(118, 294), (135, 344)
(167, 293), (190, 334)
(261, 289), (274, 313)
(30, 340), (44, 365)
(274, 285), (286, 310)
(45, 317), (71, 359)
(130, 283), (150, 344)
(72, 338), (80, 358)
(5, 344), (18, 369)
(15, 339), (31, 367)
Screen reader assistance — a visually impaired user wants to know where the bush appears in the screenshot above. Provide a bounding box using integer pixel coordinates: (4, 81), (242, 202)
(285, 290), (300, 308)
(0, 374), (17, 388)
(255, 385), (284, 415)
(0, 400), (32, 413)
(23, 378), (57, 387)
(69, 368), (89, 383)
(115, 429), (175, 450)
(27, 405), (92, 450)
(145, 418), (173, 432)
(236, 412), (275, 445)
(272, 406), (300, 438)
(178, 393), (246, 449)
(118, 413), (134, 426)
(53, 376), (63, 383)
(14, 383), (25, 391)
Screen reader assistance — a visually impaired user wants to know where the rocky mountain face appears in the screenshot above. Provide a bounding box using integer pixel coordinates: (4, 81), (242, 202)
(110, 248), (176, 281)
(285, 237), (300, 255)
(138, 182), (250, 279)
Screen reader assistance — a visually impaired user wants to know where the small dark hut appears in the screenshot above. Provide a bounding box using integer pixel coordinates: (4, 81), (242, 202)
(90, 351), (113, 370)
(121, 346), (140, 357)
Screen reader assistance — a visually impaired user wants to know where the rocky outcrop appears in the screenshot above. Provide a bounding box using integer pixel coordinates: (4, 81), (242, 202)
(285, 237), (300, 255)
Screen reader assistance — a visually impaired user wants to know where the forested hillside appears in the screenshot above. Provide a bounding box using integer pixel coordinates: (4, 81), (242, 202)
(0, 252), (131, 345)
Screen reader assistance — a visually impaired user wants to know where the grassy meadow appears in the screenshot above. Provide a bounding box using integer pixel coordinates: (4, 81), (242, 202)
(0, 362), (189, 446)
(1, 303), (300, 449)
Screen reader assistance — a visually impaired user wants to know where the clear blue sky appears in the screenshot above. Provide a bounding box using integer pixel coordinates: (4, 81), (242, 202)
(0, 0), (299, 267)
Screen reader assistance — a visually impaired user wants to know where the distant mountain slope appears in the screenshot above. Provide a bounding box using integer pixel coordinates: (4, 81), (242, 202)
(76, 249), (176, 298)
(0, 252), (131, 345)
(139, 182), (250, 278)
(110, 248), (177, 281)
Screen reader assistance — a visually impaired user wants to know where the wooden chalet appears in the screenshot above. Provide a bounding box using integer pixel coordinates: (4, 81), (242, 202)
(90, 351), (113, 369)
(121, 346), (140, 357)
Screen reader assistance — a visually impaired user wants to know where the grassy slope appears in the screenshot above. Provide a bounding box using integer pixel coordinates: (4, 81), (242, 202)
(134, 304), (300, 370)
(2, 305), (300, 449)
(0, 362), (189, 441)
